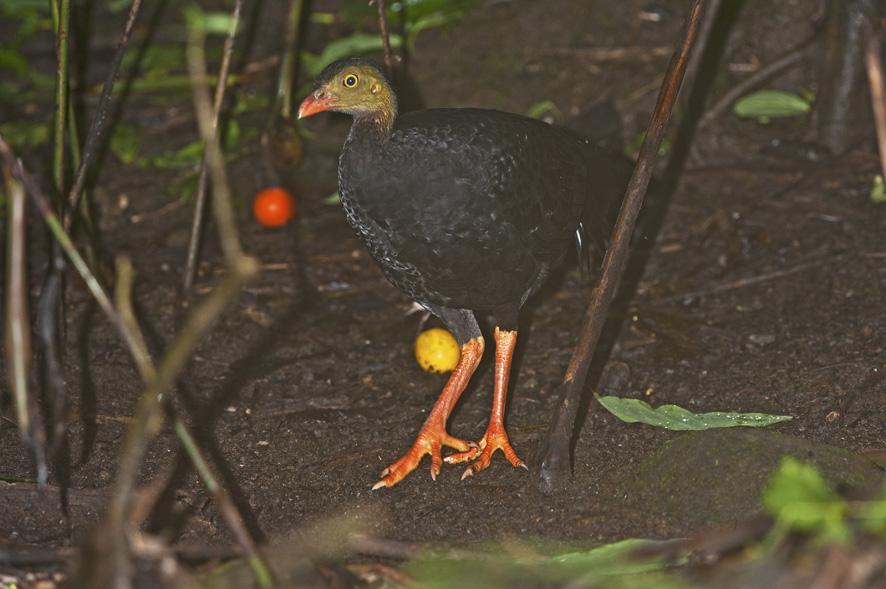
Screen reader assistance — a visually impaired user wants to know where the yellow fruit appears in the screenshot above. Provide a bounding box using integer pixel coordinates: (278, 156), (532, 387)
(414, 328), (461, 374)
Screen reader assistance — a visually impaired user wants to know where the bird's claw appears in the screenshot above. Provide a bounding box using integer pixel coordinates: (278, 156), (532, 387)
(446, 427), (525, 479)
(371, 426), (473, 490)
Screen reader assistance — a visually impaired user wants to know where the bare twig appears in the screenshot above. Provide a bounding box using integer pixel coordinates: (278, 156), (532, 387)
(277, 0), (304, 120)
(183, 0), (245, 294)
(3, 164), (31, 430)
(678, 0), (722, 111)
(863, 18), (886, 181)
(533, 0), (710, 494)
(51, 0), (71, 202)
(63, 0), (144, 232)
(0, 135), (266, 587)
(372, 0), (395, 75)
(1, 153), (46, 483)
(699, 43), (813, 128)
(173, 420), (273, 587)
(186, 20), (248, 266)
(0, 141), (152, 376)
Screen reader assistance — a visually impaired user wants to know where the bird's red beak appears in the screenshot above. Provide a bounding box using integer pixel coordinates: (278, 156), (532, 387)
(297, 91), (334, 119)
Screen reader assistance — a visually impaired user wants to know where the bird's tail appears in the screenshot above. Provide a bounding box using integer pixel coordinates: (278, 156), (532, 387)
(575, 150), (634, 279)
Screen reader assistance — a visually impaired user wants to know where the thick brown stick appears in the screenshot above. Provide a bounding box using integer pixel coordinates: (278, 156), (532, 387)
(533, 0), (710, 494)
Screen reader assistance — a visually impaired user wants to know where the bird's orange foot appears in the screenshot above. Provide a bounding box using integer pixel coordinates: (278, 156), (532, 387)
(445, 426), (526, 479)
(372, 421), (475, 490)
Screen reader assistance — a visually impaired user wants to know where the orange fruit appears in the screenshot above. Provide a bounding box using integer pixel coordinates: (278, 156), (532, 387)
(253, 187), (297, 227)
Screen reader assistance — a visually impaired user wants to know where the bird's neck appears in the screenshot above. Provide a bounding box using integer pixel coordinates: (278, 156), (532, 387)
(349, 84), (398, 145)
(350, 108), (396, 147)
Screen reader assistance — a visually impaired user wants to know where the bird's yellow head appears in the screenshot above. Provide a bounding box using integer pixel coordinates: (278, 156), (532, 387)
(297, 58), (397, 128)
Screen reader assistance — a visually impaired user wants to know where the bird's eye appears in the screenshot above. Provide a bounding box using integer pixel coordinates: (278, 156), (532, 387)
(343, 74), (359, 88)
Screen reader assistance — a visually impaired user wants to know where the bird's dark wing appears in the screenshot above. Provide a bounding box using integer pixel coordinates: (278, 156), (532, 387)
(339, 108), (607, 312)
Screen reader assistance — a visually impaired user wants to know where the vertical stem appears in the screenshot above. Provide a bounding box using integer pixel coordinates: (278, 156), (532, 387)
(3, 162), (32, 439)
(277, 0), (304, 120)
(183, 0), (245, 293)
(53, 0), (71, 202)
(534, 0), (709, 494)
(187, 26), (246, 265)
(374, 0), (395, 76)
(63, 0), (144, 232)
(864, 19), (886, 180)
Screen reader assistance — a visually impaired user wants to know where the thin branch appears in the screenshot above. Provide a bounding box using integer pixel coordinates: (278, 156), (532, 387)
(277, 0), (304, 120)
(0, 135), (267, 587)
(0, 141), (152, 376)
(183, 0), (245, 294)
(3, 160), (30, 432)
(863, 18), (886, 181)
(186, 23), (247, 266)
(52, 0), (71, 202)
(533, 0), (710, 494)
(63, 0), (143, 233)
(699, 42), (813, 128)
(372, 0), (395, 75)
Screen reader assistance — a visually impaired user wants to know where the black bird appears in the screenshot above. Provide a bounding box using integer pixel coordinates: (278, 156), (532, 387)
(298, 57), (627, 489)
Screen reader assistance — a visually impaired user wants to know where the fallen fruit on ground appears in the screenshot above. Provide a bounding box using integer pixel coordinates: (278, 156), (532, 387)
(415, 328), (460, 374)
(253, 186), (297, 227)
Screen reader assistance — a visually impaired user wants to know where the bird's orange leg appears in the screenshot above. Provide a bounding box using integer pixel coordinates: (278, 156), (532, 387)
(372, 336), (485, 490)
(446, 327), (526, 478)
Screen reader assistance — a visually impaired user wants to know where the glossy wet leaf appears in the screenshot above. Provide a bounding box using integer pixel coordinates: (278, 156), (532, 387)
(762, 457), (850, 542)
(733, 90), (811, 120)
(597, 395), (792, 430)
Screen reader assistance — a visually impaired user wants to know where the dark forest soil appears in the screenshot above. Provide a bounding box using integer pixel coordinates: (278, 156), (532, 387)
(1, 0), (884, 571)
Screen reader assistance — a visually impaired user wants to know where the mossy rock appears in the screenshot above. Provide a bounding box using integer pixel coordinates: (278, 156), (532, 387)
(618, 429), (883, 530)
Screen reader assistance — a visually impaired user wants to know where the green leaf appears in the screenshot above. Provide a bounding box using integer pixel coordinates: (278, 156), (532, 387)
(184, 6), (237, 35)
(110, 124), (142, 164)
(762, 457), (850, 542)
(408, 539), (691, 589)
(543, 539), (685, 576)
(597, 395), (792, 431)
(733, 90), (811, 120)
(322, 192), (340, 205)
(870, 175), (886, 203)
(0, 48), (30, 76)
(171, 171), (200, 200)
(124, 45), (187, 80)
(302, 33), (403, 76)
(145, 140), (204, 169)
(862, 496), (886, 535)
(0, 121), (49, 149)
(526, 100), (561, 121)
(108, 0), (133, 13)
(623, 131), (670, 158)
